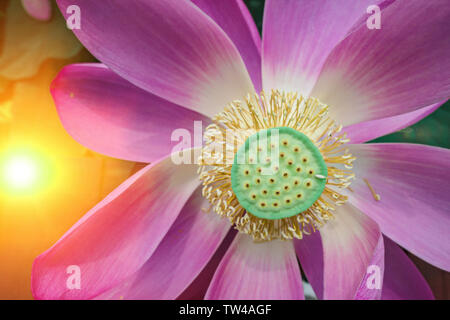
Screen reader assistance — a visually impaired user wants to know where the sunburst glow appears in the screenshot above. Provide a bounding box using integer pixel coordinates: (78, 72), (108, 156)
(0, 147), (53, 195)
(3, 156), (38, 189)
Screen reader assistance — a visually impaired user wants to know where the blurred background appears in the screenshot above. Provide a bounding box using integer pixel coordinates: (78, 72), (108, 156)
(0, 0), (448, 299)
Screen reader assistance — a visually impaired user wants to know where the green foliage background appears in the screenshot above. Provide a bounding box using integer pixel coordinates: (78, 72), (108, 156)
(244, 0), (449, 148)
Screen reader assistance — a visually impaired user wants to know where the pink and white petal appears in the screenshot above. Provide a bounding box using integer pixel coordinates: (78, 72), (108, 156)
(312, 0), (450, 126)
(178, 230), (236, 300)
(345, 102), (444, 144)
(56, 0), (254, 118)
(32, 153), (200, 300)
(52, 63), (209, 163)
(354, 235), (384, 300)
(382, 236), (434, 300)
(295, 203), (383, 300)
(262, 0), (384, 95)
(206, 233), (304, 300)
(293, 231), (324, 299)
(21, 0), (51, 21)
(94, 188), (230, 300)
(191, 0), (262, 91)
(347, 143), (450, 271)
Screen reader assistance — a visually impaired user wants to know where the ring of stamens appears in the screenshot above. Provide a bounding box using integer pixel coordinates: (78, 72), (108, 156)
(198, 90), (355, 241)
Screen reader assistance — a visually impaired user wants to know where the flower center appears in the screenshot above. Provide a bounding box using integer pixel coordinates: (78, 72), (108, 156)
(230, 127), (328, 220)
(198, 90), (355, 241)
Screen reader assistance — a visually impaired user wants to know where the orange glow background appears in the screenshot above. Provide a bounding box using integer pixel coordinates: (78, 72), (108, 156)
(0, 1), (143, 299)
(0, 0), (448, 300)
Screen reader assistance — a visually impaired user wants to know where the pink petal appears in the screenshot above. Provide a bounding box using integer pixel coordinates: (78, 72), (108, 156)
(178, 230), (236, 300)
(354, 235), (385, 300)
(382, 237), (434, 300)
(32, 154), (200, 299)
(347, 143), (450, 271)
(205, 234), (304, 300)
(312, 0), (450, 126)
(52, 63), (209, 163)
(295, 203), (383, 300)
(191, 0), (261, 91)
(56, 0), (254, 118)
(345, 102), (444, 144)
(94, 188), (230, 300)
(262, 0), (383, 95)
(22, 0), (51, 21)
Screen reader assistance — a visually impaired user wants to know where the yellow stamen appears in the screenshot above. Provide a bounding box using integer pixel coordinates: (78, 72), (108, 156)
(363, 178), (381, 201)
(198, 90), (355, 241)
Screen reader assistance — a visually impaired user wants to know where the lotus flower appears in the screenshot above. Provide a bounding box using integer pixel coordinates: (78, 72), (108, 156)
(32, 0), (449, 300)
